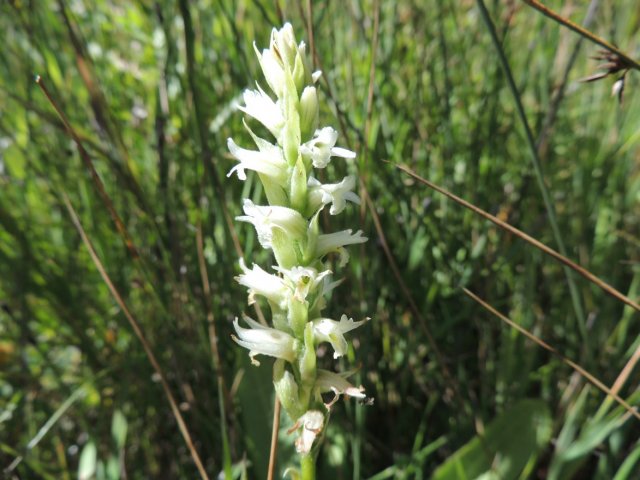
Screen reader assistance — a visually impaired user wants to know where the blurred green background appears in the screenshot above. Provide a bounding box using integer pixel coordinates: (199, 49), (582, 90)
(1, 0), (639, 478)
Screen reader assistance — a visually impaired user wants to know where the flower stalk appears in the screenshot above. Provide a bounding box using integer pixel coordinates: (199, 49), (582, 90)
(228, 23), (368, 477)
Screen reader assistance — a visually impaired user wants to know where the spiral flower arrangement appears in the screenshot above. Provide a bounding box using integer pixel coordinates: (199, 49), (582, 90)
(227, 23), (369, 478)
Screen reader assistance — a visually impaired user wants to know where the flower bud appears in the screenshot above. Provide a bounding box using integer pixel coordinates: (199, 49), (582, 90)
(292, 51), (306, 96)
(299, 86), (319, 141)
(297, 323), (317, 407)
(271, 227), (302, 269)
(255, 45), (285, 99)
(287, 294), (309, 339)
(274, 359), (304, 420)
(290, 157), (308, 213)
(272, 24), (297, 70)
(282, 71), (301, 166)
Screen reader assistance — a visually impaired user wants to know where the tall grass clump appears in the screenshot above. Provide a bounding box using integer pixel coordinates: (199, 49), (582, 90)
(1, 1), (639, 479)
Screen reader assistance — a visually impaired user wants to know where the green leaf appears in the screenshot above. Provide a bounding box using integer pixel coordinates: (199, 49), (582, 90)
(613, 442), (640, 480)
(4, 144), (26, 180)
(432, 399), (552, 480)
(106, 455), (120, 480)
(111, 410), (127, 450)
(78, 441), (97, 480)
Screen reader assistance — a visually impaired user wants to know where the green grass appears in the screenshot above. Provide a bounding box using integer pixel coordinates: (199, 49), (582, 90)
(1, 1), (639, 478)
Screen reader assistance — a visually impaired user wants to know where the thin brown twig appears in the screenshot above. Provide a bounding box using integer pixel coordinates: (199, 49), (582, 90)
(56, 0), (150, 213)
(522, 0), (640, 71)
(195, 216), (234, 454)
(196, 219), (226, 397)
(395, 163), (640, 313)
(463, 288), (640, 422)
(537, 0), (599, 158)
(35, 76), (139, 260)
(600, 337), (640, 417)
(61, 193), (211, 480)
(266, 397), (281, 480)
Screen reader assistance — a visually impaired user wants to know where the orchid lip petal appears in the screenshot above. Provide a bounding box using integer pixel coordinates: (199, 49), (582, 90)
(315, 369), (366, 409)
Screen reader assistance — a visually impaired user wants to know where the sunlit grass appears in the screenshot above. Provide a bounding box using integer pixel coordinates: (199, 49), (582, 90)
(1, 1), (639, 479)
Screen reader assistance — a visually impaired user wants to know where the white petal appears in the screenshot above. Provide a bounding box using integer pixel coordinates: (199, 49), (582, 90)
(232, 317), (296, 365)
(258, 49), (285, 98)
(308, 175), (360, 215)
(315, 229), (367, 258)
(330, 147), (356, 159)
(235, 259), (287, 307)
(316, 369), (366, 403)
(313, 314), (367, 358)
(237, 199), (308, 250)
(293, 410), (324, 454)
(275, 265), (332, 299)
(226, 138), (286, 181)
(300, 128), (356, 168)
(238, 87), (284, 137)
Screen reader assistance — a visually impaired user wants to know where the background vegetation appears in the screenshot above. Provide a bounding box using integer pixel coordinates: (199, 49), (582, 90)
(1, 0), (639, 478)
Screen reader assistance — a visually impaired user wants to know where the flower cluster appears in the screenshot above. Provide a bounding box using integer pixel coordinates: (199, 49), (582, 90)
(227, 24), (368, 457)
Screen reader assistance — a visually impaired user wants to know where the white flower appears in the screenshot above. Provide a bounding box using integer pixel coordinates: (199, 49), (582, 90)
(276, 266), (332, 303)
(254, 23), (307, 99)
(254, 45), (286, 99)
(237, 199), (308, 250)
(235, 259), (288, 308)
(308, 175), (360, 215)
(315, 369), (366, 407)
(226, 137), (287, 183)
(232, 316), (297, 366)
(312, 314), (368, 358)
(289, 410), (324, 454)
(315, 229), (367, 259)
(300, 127), (355, 168)
(237, 260), (333, 310)
(238, 86), (284, 139)
(270, 23), (299, 69)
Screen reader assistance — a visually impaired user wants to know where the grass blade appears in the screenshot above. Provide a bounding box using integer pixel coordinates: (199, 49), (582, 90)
(463, 288), (640, 422)
(476, 0), (588, 341)
(395, 163), (640, 312)
(61, 193), (211, 480)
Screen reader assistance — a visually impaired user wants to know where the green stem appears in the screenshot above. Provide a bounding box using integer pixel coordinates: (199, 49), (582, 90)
(301, 454), (316, 480)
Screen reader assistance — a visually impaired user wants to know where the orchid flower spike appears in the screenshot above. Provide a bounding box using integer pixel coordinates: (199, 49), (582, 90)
(227, 23), (371, 468)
